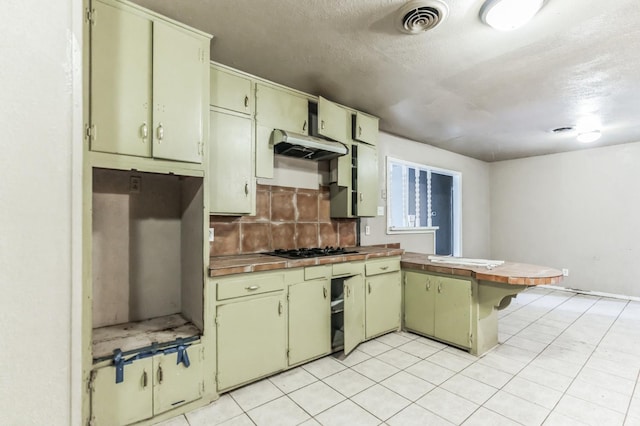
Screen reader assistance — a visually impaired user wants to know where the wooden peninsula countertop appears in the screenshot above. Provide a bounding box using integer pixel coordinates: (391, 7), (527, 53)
(401, 252), (563, 286)
(209, 246), (404, 277)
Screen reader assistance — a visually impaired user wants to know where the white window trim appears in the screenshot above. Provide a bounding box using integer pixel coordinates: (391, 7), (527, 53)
(386, 157), (462, 256)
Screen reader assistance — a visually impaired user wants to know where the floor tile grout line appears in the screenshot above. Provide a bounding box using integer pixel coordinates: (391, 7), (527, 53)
(535, 295), (631, 425)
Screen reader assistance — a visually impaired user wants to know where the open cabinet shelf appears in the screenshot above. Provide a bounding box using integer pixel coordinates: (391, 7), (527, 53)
(91, 168), (205, 362)
(92, 314), (200, 361)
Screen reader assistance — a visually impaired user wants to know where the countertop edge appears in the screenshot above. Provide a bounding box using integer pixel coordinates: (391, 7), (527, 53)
(400, 253), (563, 286)
(209, 247), (405, 277)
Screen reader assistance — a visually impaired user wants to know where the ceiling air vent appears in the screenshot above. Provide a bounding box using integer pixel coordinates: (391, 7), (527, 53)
(397, 0), (449, 34)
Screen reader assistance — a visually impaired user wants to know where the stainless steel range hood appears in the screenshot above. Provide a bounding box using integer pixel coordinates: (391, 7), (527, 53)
(272, 129), (348, 161)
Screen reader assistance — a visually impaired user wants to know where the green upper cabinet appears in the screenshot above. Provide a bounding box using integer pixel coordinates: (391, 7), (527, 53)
(355, 142), (378, 217)
(210, 65), (255, 214)
(317, 96), (349, 144)
(151, 21), (207, 163)
(353, 112), (379, 146)
(91, 0), (152, 158)
(255, 83), (309, 134)
(209, 110), (254, 214)
(90, 0), (210, 163)
(210, 66), (253, 115)
(330, 142), (378, 218)
(255, 83), (309, 178)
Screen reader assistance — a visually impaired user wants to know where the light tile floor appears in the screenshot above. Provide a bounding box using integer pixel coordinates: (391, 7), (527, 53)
(155, 287), (640, 426)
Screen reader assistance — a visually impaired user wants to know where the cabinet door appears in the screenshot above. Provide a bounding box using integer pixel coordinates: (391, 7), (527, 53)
(353, 112), (378, 146)
(153, 344), (204, 415)
(435, 276), (472, 348)
(356, 143), (378, 217)
(255, 124), (275, 179)
(152, 21), (205, 163)
(288, 279), (331, 365)
(210, 67), (253, 114)
(343, 275), (365, 355)
(318, 96), (349, 144)
(255, 83), (308, 134)
(209, 110), (253, 214)
(404, 272), (436, 336)
(91, 0), (152, 158)
(91, 358), (153, 425)
(365, 272), (401, 338)
(216, 295), (286, 390)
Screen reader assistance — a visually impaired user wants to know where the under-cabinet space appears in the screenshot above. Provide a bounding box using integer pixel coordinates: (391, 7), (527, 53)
(330, 277), (346, 351)
(92, 168), (204, 359)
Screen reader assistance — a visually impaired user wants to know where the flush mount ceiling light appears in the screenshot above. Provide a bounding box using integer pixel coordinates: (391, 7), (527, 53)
(576, 130), (602, 143)
(480, 0), (544, 31)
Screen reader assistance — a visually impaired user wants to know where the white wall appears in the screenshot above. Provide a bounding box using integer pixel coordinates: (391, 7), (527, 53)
(490, 142), (640, 297)
(0, 0), (82, 424)
(360, 132), (492, 258)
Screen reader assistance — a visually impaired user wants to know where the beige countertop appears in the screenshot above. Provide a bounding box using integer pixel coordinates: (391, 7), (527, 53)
(209, 246), (404, 277)
(401, 252), (563, 286)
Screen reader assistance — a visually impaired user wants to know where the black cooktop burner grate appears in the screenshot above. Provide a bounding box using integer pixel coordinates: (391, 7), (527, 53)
(265, 247), (358, 259)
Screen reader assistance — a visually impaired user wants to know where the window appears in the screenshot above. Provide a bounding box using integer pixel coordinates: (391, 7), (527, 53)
(386, 157), (461, 256)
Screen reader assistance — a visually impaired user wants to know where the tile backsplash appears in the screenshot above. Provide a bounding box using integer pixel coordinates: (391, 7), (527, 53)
(210, 184), (357, 256)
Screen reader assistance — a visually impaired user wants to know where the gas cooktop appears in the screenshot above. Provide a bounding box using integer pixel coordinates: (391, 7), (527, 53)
(265, 247), (358, 259)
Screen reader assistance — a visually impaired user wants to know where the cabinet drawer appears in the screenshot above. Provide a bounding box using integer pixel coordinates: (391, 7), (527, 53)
(365, 258), (400, 276)
(217, 273), (285, 300)
(332, 262), (363, 277)
(305, 265), (332, 280)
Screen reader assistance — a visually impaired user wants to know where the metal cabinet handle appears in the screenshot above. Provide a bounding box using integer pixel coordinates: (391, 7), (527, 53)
(358, 126), (362, 137)
(142, 370), (148, 388)
(438, 283), (442, 293)
(426, 280), (431, 291)
(157, 366), (163, 384)
(302, 120), (307, 132)
(321, 120), (325, 130)
(245, 285), (260, 291)
(344, 285), (349, 297)
(140, 122), (148, 140)
(323, 287), (328, 299)
(381, 266), (389, 271)
(156, 123), (164, 142)
(368, 282), (371, 294)
(278, 300), (283, 316)
(244, 182), (249, 196)
(244, 95), (249, 108)
(359, 192), (364, 202)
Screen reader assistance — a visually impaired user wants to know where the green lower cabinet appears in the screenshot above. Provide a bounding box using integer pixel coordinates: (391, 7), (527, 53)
(90, 344), (204, 425)
(365, 272), (401, 338)
(344, 275), (365, 355)
(404, 271), (472, 349)
(216, 294), (286, 391)
(91, 357), (153, 425)
(434, 276), (472, 348)
(404, 272), (436, 336)
(288, 279), (331, 365)
(153, 347), (205, 415)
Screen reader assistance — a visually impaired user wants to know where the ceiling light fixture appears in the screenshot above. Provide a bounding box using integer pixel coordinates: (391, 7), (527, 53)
(576, 130), (602, 143)
(480, 0), (544, 31)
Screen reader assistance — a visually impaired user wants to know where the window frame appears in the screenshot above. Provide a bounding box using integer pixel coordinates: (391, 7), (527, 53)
(385, 156), (462, 256)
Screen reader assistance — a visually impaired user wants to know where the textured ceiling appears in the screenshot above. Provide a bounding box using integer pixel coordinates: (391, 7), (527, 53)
(131, 0), (640, 161)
